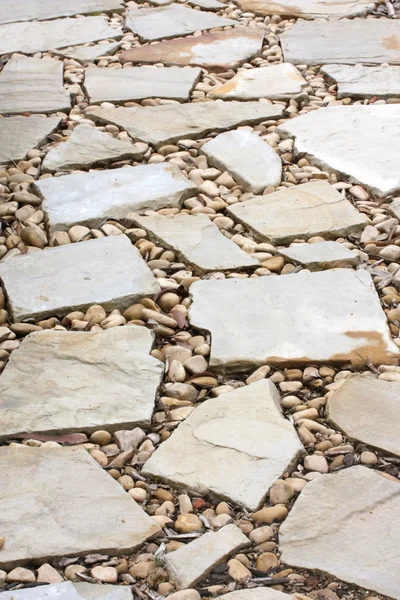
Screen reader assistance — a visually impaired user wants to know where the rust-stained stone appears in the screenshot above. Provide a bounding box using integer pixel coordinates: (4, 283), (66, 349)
(238, 0), (374, 19)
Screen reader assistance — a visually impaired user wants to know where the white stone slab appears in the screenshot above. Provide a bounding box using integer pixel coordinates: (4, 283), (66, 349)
(188, 0), (225, 9)
(35, 163), (198, 231)
(278, 241), (359, 271)
(54, 42), (120, 64)
(280, 466), (400, 599)
(0, 446), (160, 568)
(201, 129), (282, 192)
(277, 105), (400, 197)
(143, 380), (304, 510)
(189, 269), (398, 372)
(0, 582), (132, 599)
(227, 181), (367, 244)
(0, 116), (61, 164)
(0, 0), (123, 25)
(0, 236), (160, 323)
(321, 64), (400, 99)
(238, 0), (374, 18)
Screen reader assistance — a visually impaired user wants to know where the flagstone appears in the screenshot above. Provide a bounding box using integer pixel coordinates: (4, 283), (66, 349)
(0, 236), (160, 323)
(218, 592), (295, 600)
(54, 42), (120, 63)
(188, 269), (398, 372)
(0, 0), (123, 25)
(238, 0), (374, 18)
(0, 582), (132, 599)
(279, 466), (400, 599)
(0, 116), (61, 164)
(390, 198), (400, 220)
(35, 163), (198, 231)
(278, 241), (360, 271)
(188, 0), (225, 9)
(277, 105), (400, 197)
(143, 380), (304, 510)
(321, 64), (400, 99)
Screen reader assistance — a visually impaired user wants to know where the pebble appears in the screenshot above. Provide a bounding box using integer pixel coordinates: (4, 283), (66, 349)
(252, 505), (288, 523)
(304, 454), (329, 473)
(6, 567), (36, 583)
(175, 514), (203, 533)
(91, 566), (118, 583)
(269, 479), (294, 504)
(227, 558), (252, 583)
(249, 525), (274, 544)
(167, 590), (201, 600)
(36, 563), (64, 584)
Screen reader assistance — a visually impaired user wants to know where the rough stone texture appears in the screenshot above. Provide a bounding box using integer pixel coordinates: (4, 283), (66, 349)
(188, 0), (225, 9)
(280, 466), (400, 599)
(327, 375), (400, 457)
(0, 55), (70, 114)
(321, 64), (400, 99)
(390, 198), (400, 220)
(125, 5), (236, 42)
(0, 0), (123, 24)
(0, 446), (160, 568)
(87, 102), (283, 148)
(238, 0), (373, 17)
(165, 525), (250, 589)
(143, 380), (304, 510)
(189, 270), (398, 372)
(0, 327), (164, 440)
(277, 105), (400, 197)
(35, 163), (198, 231)
(84, 65), (201, 103)
(0, 116), (61, 164)
(218, 591), (296, 600)
(280, 19), (400, 65)
(227, 181), (367, 244)
(121, 28), (264, 70)
(278, 241), (360, 271)
(130, 213), (258, 273)
(0, 236), (160, 323)
(0, 582), (132, 599)
(209, 64), (307, 100)
(54, 42), (120, 63)
(201, 129), (282, 193)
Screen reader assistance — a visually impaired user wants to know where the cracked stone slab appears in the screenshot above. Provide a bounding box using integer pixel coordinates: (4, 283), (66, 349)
(189, 269), (398, 372)
(0, 55), (70, 115)
(280, 466), (400, 599)
(201, 129), (282, 193)
(0, 446), (160, 568)
(277, 105), (400, 197)
(130, 213), (258, 273)
(277, 241), (360, 271)
(327, 375), (400, 457)
(0, 582), (132, 599)
(227, 181), (368, 244)
(144, 380), (304, 510)
(35, 163), (198, 231)
(87, 101), (283, 149)
(321, 64), (400, 99)
(218, 592), (296, 600)
(0, 0), (123, 25)
(54, 42), (121, 64)
(0, 236), (160, 323)
(125, 5), (236, 42)
(0, 116), (61, 164)
(238, 0), (374, 17)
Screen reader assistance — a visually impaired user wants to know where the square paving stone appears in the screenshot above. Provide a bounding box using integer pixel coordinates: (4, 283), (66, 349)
(321, 64), (400, 99)
(0, 116), (61, 164)
(0, 0), (124, 25)
(188, 269), (399, 372)
(0, 582), (132, 599)
(0, 236), (160, 323)
(277, 241), (360, 271)
(0, 446), (160, 568)
(238, 0), (374, 18)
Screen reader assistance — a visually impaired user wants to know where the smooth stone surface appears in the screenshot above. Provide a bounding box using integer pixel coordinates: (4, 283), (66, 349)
(0, 0), (123, 24)
(0, 55), (70, 115)
(201, 129), (282, 193)
(327, 375), (400, 457)
(130, 213), (258, 273)
(238, 0), (373, 17)
(125, 4), (236, 42)
(144, 380), (304, 510)
(87, 101), (283, 148)
(165, 525), (250, 589)
(321, 64), (400, 99)
(209, 64), (307, 100)
(0, 581), (132, 599)
(0, 116), (61, 164)
(278, 241), (359, 271)
(121, 28), (264, 70)
(218, 591), (296, 600)
(189, 269), (398, 372)
(0, 446), (160, 568)
(277, 105), (400, 197)
(0, 236), (160, 322)
(188, 0), (225, 8)
(35, 163), (198, 231)
(54, 42), (120, 63)
(280, 466), (400, 599)
(227, 181), (367, 244)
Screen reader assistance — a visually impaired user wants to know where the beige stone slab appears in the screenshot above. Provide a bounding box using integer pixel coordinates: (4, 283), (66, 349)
(278, 241), (360, 270)
(238, 0), (374, 18)
(188, 0), (225, 9)
(54, 42), (120, 64)
(0, 116), (61, 164)
(0, 0), (124, 25)
(321, 64), (400, 99)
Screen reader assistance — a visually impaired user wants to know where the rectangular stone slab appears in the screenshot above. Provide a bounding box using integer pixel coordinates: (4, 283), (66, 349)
(0, 116), (61, 164)
(278, 241), (359, 271)
(0, 446), (160, 568)
(238, 0), (374, 18)
(0, 0), (124, 25)
(0, 582), (132, 599)
(321, 64), (400, 99)
(188, 269), (399, 372)
(0, 236), (160, 323)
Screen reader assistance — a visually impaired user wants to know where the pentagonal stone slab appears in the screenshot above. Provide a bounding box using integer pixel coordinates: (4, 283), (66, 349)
(0, 582), (132, 599)
(321, 64), (400, 99)
(0, 116), (61, 164)
(280, 466), (400, 599)
(0, 236), (160, 323)
(227, 181), (367, 244)
(54, 42), (121, 64)
(0, 446), (160, 568)
(278, 241), (359, 271)
(238, 0), (373, 17)
(0, 0), (123, 25)
(143, 380), (304, 510)
(189, 269), (398, 372)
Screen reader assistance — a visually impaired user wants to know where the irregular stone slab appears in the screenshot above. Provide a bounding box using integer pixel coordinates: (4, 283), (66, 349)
(188, 0), (225, 9)
(238, 0), (374, 18)
(280, 466), (400, 599)
(227, 181), (367, 244)
(280, 19), (400, 66)
(0, 446), (160, 568)
(84, 65), (201, 103)
(327, 375), (400, 457)
(201, 129), (282, 192)
(278, 241), (359, 271)
(165, 524), (250, 589)
(144, 380), (304, 510)
(54, 42), (120, 64)
(277, 105), (400, 197)
(0, 582), (132, 599)
(0, 236), (160, 323)
(390, 198), (400, 220)
(0, 116), (61, 164)
(0, 55), (70, 115)
(0, 16), (122, 56)
(0, 0), (123, 25)
(209, 64), (307, 101)
(321, 64), (400, 99)
(87, 101), (283, 148)
(121, 28), (264, 70)
(189, 269), (398, 372)
(35, 164), (198, 231)
(125, 5), (236, 42)
(131, 213), (258, 273)
(218, 591), (296, 600)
